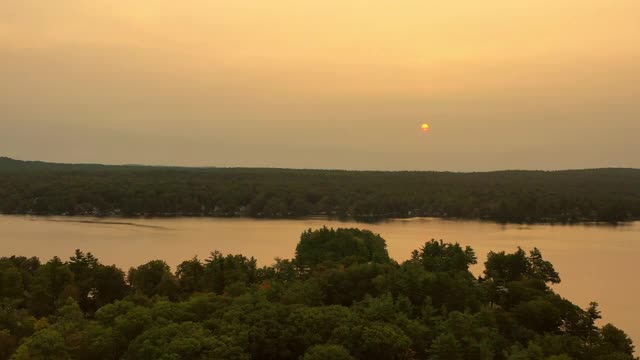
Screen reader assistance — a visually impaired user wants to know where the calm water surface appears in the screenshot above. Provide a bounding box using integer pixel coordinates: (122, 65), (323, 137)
(1, 215), (638, 345)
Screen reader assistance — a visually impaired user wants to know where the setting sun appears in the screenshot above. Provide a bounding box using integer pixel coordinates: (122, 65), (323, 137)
(421, 123), (430, 132)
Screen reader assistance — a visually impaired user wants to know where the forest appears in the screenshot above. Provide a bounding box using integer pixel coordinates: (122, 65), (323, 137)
(1, 157), (639, 223)
(0, 227), (636, 359)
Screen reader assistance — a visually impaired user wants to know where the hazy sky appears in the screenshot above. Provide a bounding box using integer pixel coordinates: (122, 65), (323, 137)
(2, 1), (639, 170)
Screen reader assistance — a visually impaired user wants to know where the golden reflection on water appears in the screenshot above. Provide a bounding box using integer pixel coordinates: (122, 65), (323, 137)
(1, 216), (638, 345)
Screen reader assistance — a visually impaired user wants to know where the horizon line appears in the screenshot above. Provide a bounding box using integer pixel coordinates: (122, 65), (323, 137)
(2, 156), (638, 174)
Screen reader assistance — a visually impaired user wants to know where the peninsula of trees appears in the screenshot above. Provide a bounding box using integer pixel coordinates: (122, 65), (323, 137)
(0, 228), (635, 359)
(1, 157), (639, 223)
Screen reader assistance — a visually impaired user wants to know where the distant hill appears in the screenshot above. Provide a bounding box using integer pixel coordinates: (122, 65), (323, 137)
(1, 157), (639, 223)
(0, 157), (112, 171)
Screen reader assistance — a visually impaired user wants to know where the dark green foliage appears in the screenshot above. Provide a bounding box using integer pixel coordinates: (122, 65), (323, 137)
(11, 327), (69, 360)
(1, 157), (639, 223)
(302, 344), (354, 360)
(28, 257), (76, 317)
(321, 263), (388, 306)
(92, 265), (128, 308)
(0, 228), (636, 359)
(416, 239), (477, 272)
(175, 257), (205, 295)
(69, 250), (128, 312)
(125, 322), (248, 360)
(595, 324), (636, 358)
(128, 260), (178, 299)
(430, 332), (463, 360)
(295, 227), (390, 268)
(202, 251), (258, 295)
(484, 247), (560, 284)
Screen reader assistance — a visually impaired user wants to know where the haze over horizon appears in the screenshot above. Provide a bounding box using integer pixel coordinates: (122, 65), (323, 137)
(2, 1), (639, 171)
(3, 155), (640, 173)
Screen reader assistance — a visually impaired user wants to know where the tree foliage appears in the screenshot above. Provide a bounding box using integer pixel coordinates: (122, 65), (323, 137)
(295, 227), (390, 269)
(0, 228), (636, 359)
(1, 157), (639, 223)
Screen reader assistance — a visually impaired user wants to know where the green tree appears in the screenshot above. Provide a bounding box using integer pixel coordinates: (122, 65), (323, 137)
(593, 324), (635, 359)
(418, 239), (477, 273)
(28, 257), (76, 317)
(203, 251), (258, 295)
(295, 227), (390, 269)
(355, 323), (412, 360)
(484, 248), (530, 283)
(302, 344), (354, 360)
(128, 260), (178, 299)
(430, 333), (462, 360)
(484, 247), (559, 285)
(528, 248), (560, 284)
(11, 328), (69, 360)
(176, 257), (206, 294)
(125, 322), (248, 360)
(92, 265), (127, 308)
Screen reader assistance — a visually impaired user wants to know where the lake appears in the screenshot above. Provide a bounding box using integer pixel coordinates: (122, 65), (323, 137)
(1, 215), (638, 345)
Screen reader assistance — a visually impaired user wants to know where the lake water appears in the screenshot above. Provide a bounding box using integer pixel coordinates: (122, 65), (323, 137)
(1, 215), (638, 345)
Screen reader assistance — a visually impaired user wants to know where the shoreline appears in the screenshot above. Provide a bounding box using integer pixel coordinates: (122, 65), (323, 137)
(1, 213), (635, 227)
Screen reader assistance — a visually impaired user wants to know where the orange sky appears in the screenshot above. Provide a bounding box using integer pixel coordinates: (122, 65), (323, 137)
(1, 0), (639, 170)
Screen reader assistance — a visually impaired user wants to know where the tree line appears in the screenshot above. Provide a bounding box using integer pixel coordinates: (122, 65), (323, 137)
(0, 227), (636, 359)
(1, 157), (639, 223)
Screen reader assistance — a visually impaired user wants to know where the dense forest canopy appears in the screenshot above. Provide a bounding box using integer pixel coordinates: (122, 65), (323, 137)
(0, 228), (635, 359)
(1, 157), (639, 223)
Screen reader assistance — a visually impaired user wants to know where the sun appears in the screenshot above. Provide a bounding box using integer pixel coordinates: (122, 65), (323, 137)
(421, 123), (430, 132)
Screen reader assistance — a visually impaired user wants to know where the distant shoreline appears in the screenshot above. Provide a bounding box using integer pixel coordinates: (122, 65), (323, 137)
(1, 213), (635, 227)
(2, 157), (639, 224)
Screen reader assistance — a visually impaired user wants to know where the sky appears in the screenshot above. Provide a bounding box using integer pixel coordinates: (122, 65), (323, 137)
(1, 0), (639, 171)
